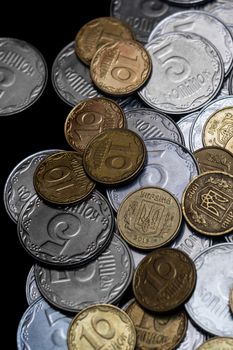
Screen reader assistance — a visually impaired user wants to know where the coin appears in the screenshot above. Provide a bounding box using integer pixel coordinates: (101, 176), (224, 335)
(133, 248), (196, 312)
(167, 0), (209, 3)
(34, 151), (95, 204)
(196, 337), (233, 350)
(182, 171), (233, 236)
(205, 1), (233, 26)
(64, 97), (125, 153)
(122, 95), (147, 112)
(117, 187), (182, 249)
(75, 17), (134, 65)
(230, 288), (233, 313)
(229, 69), (233, 94)
(83, 128), (146, 185)
(25, 266), (41, 305)
(177, 112), (198, 149)
(176, 319), (207, 350)
(193, 147), (233, 174)
(67, 304), (136, 350)
(90, 40), (152, 95)
(225, 137), (233, 154)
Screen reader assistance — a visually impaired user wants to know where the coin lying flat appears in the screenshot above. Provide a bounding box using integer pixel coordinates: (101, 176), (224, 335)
(196, 337), (233, 350)
(177, 112), (198, 149)
(205, 1), (233, 26)
(193, 147), (233, 174)
(176, 319), (207, 350)
(26, 266), (41, 305)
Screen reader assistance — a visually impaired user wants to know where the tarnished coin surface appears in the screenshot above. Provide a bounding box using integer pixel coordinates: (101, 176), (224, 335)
(193, 147), (233, 174)
(177, 112), (198, 149)
(26, 266), (41, 305)
(196, 337), (233, 350)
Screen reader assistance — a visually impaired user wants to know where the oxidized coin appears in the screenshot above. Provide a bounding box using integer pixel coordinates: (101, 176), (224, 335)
(193, 147), (233, 174)
(177, 112), (198, 150)
(182, 171), (233, 236)
(225, 137), (233, 154)
(90, 40), (152, 96)
(34, 151), (95, 204)
(26, 266), (41, 305)
(196, 337), (233, 350)
(133, 248), (197, 312)
(75, 17), (134, 65)
(64, 97), (125, 153)
(125, 299), (187, 350)
(67, 304), (136, 350)
(117, 187), (182, 249)
(230, 288), (233, 313)
(83, 128), (146, 185)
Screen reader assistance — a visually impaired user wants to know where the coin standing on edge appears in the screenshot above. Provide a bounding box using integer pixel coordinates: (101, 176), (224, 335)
(193, 146), (233, 174)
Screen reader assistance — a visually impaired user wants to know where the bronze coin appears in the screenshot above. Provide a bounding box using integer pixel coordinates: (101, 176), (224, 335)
(117, 187), (182, 250)
(196, 337), (233, 350)
(133, 248), (196, 312)
(125, 299), (187, 350)
(90, 40), (152, 96)
(64, 97), (126, 153)
(34, 151), (95, 204)
(225, 137), (233, 154)
(182, 171), (233, 236)
(75, 17), (134, 65)
(83, 128), (146, 185)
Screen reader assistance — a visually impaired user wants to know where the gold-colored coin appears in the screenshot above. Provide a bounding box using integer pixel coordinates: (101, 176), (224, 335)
(125, 299), (187, 350)
(203, 107), (233, 148)
(133, 248), (196, 312)
(64, 97), (125, 153)
(67, 304), (136, 350)
(117, 187), (182, 250)
(193, 146), (233, 175)
(90, 40), (152, 95)
(83, 128), (146, 185)
(196, 337), (233, 350)
(182, 171), (233, 236)
(230, 288), (233, 313)
(34, 151), (95, 204)
(225, 137), (233, 154)
(75, 17), (134, 65)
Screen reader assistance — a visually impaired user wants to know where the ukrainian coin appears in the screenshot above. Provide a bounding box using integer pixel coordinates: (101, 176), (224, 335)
(17, 298), (72, 350)
(129, 247), (147, 268)
(182, 171), (233, 236)
(229, 69), (233, 94)
(133, 248), (196, 312)
(83, 128), (146, 185)
(177, 112), (198, 149)
(34, 151), (95, 205)
(176, 319), (207, 350)
(34, 233), (134, 313)
(185, 243), (233, 336)
(122, 95), (147, 112)
(225, 137), (233, 154)
(67, 304), (136, 350)
(225, 233), (233, 243)
(0, 38), (47, 116)
(230, 288), (233, 313)
(64, 97), (125, 153)
(17, 190), (114, 266)
(125, 108), (184, 144)
(107, 138), (199, 211)
(125, 299), (187, 350)
(167, 0), (209, 4)
(90, 40), (152, 96)
(193, 147), (233, 174)
(4, 149), (60, 223)
(196, 337), (233, 350)
(218, 76), (230, 97)
(26, 266), (41, 305)
(117, 187), (182, 250)
(205, 2), (233, 26)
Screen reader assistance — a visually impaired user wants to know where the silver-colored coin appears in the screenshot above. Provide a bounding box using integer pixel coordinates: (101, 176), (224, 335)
(106, 138), (199, 211)
(17, 298), (71, 350)
(177, 112), (198, 149)
(4, 149), (61, 223)
(122, 95), (147, 112)
(0, 38), (47, 116)
(225, 233), (233, 243)
(26, 266), (41, 305)
(190, 96), (233, 151)
(125, 108), (184, 144)
(229, 69), (233, 94)
(217, 77), (230, 97)
(167, 0), (209, 4)
(34, 233), (134, 313)
(204, 1), (233, 26)
(148, 11), (233, 76)
(17, 190), (114, 266)
(185, 243), (233, 337)
(128, 246), (147, 268)
(138, 32), (224, 114)
(176, 319), (207, 350)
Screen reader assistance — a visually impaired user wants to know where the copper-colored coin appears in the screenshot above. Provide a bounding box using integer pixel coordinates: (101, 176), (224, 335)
(225, 137), (233, 154)
(68, 304), (136, 350)
(90, 40), (152, 96)
(34, 151), (95, 204)
(75, 17), (134, 65)
(117, 187), (182, 250)
(125, 299), (187, 350)
(230, 288), (233, 313)
(196, 337), (233, 350)
(64, 97), (125, 153)
(203, 107), (233, 148)
(133, 248), (196, 312)
(193, 146), (233, 174)
(182, 171), (233, 236)
(83, 128), (146, 185)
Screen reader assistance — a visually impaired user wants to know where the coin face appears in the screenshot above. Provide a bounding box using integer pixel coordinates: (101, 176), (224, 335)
(196, 337), (233, 350)
(133, 248), (196, 312)
(83, 128), (146, 185)
(117, 187), (182, 249)
(182, 171), (233, 236)
(67, 304), (136, 350)
(91, 40), (151, 95)
(34, 151), (95, 204)
(64, 97), (125, 152)
(193, 147), (233, 174)
(230, 288), (233, 313)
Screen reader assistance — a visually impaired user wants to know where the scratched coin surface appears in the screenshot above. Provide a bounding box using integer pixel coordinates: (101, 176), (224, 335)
(185, 243), (233, 336)
(117, 187), (182, 250)
(133, 248), (197, 312)
(34, 151), (95, 204)
(0, 38), (47, 116)
(83, 128), (146, 185)
(67, 304), (136, 350)
(64, 97), (125, 153)
(196, 337), (233, 350)
(182, 171), (233, 236)
(194, 147), (233, 174)
(17, 190), (114, 266)
(26, 266), (41, 305)
(90, 40), (151, 95)
(177, 112), (198, 149)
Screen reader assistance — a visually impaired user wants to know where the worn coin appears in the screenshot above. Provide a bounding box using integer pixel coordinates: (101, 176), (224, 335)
(193, 147), (233, 174)
(26, 266), (41, 305)
(196, 337), (233, 350)
(225, 137), (233, 154)
(177, 112), (198, 149)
